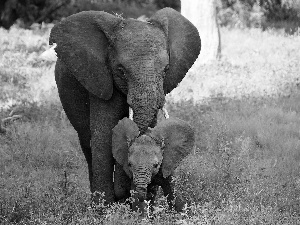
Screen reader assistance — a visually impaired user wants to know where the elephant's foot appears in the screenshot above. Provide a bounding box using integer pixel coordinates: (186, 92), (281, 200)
(173, 195), (186, 212)
(91, 190), (115, 208)
(89, 192), (106, 215)
(129, 186), (159, 217)
(147, 184), (159, 211)
(161, 177), (186, 212)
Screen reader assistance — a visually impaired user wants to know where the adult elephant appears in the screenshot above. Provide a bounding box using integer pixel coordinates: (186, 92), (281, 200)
(49, 7), (200, 205)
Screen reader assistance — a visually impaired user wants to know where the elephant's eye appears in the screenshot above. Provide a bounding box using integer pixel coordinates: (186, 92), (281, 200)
(118, 67), (125, 74)
(117, 66), (127, 79)
(153, 163), (159, 169)
(128, 162), (132, 167)
(163, 64), (169, 73)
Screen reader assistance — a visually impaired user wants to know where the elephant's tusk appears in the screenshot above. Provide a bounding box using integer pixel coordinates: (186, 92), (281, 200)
(40, 43), (57, 62)
(129, 107), (168, 121)
(162, 107), (169, 119)
(129, 107), (134, 120)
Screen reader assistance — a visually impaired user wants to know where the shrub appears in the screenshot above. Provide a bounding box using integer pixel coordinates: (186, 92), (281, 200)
(218, 0), (300, 31)
(218, 1), (265, 28)
(0, 0), (180, 30)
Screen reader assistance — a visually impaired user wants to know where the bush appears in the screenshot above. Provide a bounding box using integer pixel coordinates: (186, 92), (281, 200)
(218, 0), (300, 31)
(0, 0), (181, 29)
(153, 0), (180, 12)
(218, 1), (265, 28)
(52, 0), (157, 20)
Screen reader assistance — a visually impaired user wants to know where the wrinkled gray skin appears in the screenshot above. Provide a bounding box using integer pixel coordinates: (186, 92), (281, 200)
(112, 117), (195, 213)
(49, 8), (200, 205)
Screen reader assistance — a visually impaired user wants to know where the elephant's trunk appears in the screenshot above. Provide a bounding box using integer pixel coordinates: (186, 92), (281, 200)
(132, 105), (158, 134)
(128, 80), (165, 134)
(133, 167), (152, 201)
(136, 186), (147, 202)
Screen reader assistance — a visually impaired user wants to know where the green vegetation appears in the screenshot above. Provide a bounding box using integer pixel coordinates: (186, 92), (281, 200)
(1, 18), (300, 225)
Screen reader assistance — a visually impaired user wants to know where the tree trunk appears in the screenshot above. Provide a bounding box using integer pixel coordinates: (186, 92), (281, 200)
(181, 0), (221, 63)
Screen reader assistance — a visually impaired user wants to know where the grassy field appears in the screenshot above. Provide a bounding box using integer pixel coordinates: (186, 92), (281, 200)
(1, 23), (300, 224)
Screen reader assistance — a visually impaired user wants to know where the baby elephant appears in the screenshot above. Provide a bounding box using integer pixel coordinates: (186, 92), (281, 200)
(112, 117), (195, 213)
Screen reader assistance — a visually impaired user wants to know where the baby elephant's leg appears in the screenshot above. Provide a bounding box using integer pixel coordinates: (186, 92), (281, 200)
(147, 183), (159, 209)
(161, 176), (185, 212)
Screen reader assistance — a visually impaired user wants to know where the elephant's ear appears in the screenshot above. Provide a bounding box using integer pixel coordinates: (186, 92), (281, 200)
(149, 8), (201, 94)
(112, 118), (140, 177)
(50, 11), (123, 100)
(151, 118), (195, 178)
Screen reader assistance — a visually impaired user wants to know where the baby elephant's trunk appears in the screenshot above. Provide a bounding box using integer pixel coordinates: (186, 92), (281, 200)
(133, 169), (152, 201)
(136, 186), (147, 202)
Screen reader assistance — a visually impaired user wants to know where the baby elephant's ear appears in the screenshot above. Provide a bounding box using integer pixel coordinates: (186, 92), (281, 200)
(151, 118), (195, 178)
(112, 118), (140, 177)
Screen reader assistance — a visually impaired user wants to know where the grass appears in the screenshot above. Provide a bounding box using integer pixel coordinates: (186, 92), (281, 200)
(168, 27), (300, 102)
(2, 95), (300, 224)
(0, 24), (57, 109)
(1, 21), (300, 223)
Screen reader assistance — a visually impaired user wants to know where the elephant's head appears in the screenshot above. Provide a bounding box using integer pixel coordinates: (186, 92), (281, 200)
(112, 117), (195, 201)
(49, 8), (200, 133)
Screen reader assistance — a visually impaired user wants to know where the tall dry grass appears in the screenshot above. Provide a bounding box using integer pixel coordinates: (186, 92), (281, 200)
(168, 27), (300, 103)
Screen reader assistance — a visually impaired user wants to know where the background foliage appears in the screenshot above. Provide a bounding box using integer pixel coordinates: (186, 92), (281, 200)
(218, 0), (300, 32)
(0, 0), (299, 31)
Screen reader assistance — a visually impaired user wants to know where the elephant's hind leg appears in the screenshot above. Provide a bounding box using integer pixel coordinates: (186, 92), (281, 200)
(54, 60), (93, 189)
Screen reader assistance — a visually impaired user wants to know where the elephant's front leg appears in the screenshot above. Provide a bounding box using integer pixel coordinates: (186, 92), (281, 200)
(89, 90), (128, 205)
(147, 183), (159, 208)
(129, 183), (158, 217)
(161, 176), (185, 212)
(130, 182), (151, 217)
